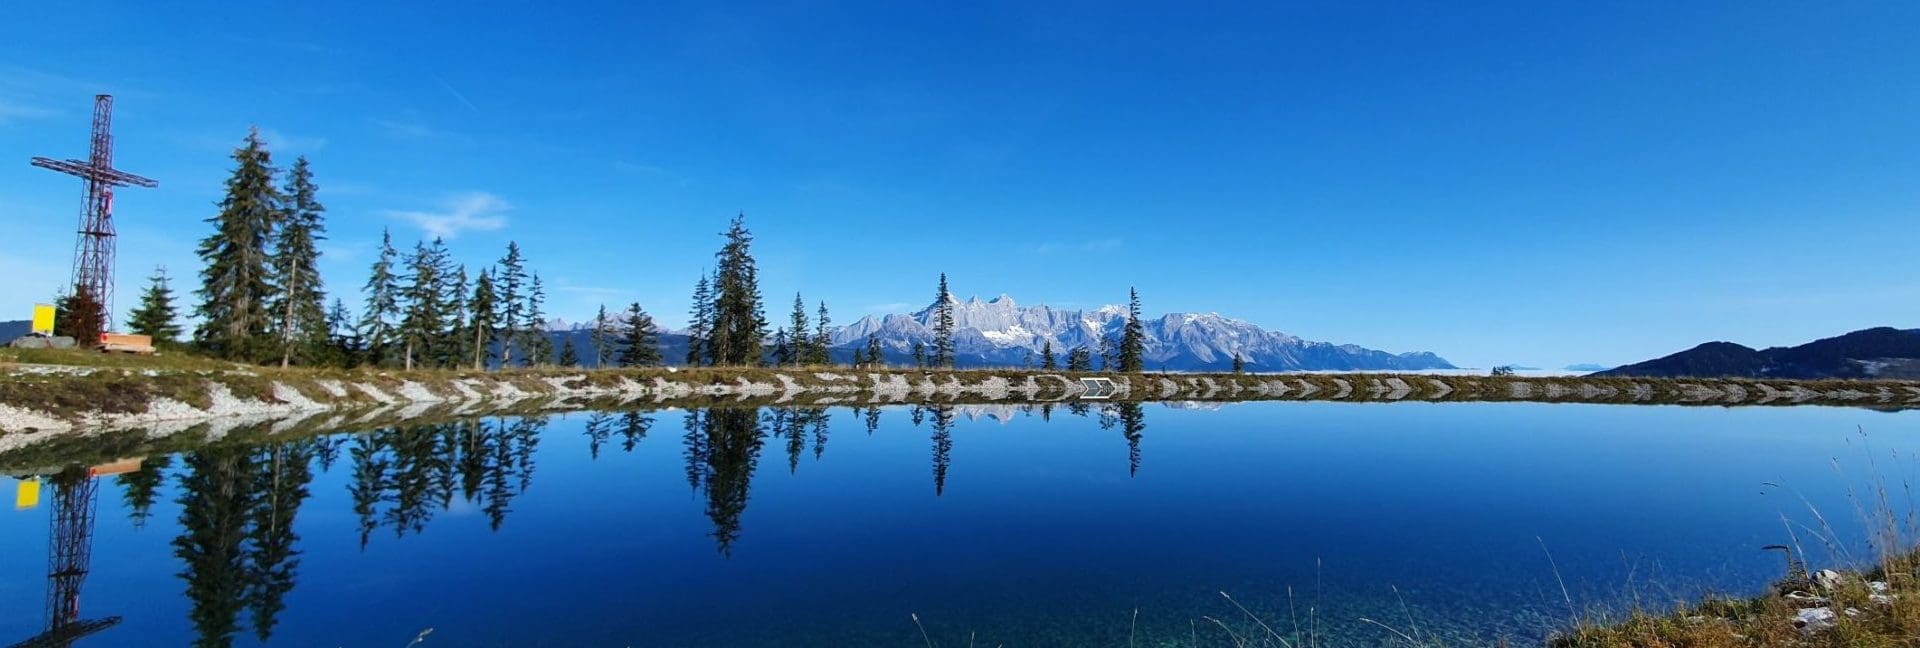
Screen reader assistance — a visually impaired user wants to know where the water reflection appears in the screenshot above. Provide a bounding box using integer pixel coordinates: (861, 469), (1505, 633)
(170, 440), (314, 647)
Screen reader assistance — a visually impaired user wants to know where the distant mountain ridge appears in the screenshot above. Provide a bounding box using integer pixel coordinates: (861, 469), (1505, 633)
(0, 320), (27, 340)
(1598, 327), (1920, 379)
(827, 294), (1454, 371)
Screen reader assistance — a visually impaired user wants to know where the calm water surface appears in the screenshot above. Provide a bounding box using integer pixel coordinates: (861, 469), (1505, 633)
(2, 401), (1916, 646)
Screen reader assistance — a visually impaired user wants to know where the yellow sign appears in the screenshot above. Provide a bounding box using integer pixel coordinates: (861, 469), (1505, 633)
(31, 303), (55, 336)
(14, 479), (40, 510)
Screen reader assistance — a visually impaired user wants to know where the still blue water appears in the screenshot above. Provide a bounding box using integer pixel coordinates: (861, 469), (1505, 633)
(2, 401), (1916, 646)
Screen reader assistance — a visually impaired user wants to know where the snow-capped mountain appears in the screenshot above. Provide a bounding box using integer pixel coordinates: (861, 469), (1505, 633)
(829, 294), (1454, 372)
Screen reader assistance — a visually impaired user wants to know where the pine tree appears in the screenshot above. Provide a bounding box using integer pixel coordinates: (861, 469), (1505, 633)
(359, 229), (401, 367)
(913, 342), (927, 368)
(324, 298), (356, 366)
(851, 347), (867, 368)
(558, 337), (579, 367)
(56, 286), (105, 345)
(617, 302), (661, 367)
(685, 273), (714, 366)
(269, 156), (327, 368)
(127, 266), (183, 344)
(1067, 346), (1092, 371)
(522, 273), (549, 366)
(931, 273), (955, 368)
(1119, 287), (1146, 372)
(443, 264), (470, 368)
(787, 293), (809, 367)
(495, 242), (528, 366)
(1232, 353), (1245, 374)
(709, 215), (767, 365)
(810, 301), (832, 365)
(195, 128), (281, 361)
(865, 334), (884, 369)
(770, 328), (792, 367)
(589, 304), (613, 368)
(468, 269), (497, 370)
(398, 239), (452, 370)
(1041, 339), (1057, 370)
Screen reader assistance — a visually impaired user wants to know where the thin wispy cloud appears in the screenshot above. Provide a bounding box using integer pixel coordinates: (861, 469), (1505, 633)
(0, 101), (55, 125)
(385, 192), (511, 239)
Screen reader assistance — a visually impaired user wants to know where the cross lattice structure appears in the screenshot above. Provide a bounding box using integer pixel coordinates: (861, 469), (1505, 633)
(30, 94), (158, 328)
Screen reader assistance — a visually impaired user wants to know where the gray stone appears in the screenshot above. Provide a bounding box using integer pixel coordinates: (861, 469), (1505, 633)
(8, 335), (76, 350)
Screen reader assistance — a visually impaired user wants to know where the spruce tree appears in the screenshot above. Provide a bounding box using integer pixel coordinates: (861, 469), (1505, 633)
(270, 156), (327, 368)
(617, 302), (661, 367)
(359, 229), (401, 367)
(851, 347), (867, 368)
(398, 239), (451, 370)
(56, 286), (105, 345)
(770, 328), (792, 367)
(931, 273), (955, 368)
(810, 301), (832, 365)
(443, 264), (470, 368)
(495, 242), (527, 366)
(127, 266), (183, 344)
(522, 273), (549, 366)
(865, 334), (884, 369)
(195, 128), (281, 360)
(912, 342), (927, 369)
(709, 215), (767, 365)
(685, 273), (714, 366)
(1041, 339), (1057, 370)
(1119, 287), (1146, 372)
(787, 293), (809, 367)
(589, 304), (613, 368)
(468, 269), (497, 370)
(1232, 352), (1245, 374)
(324, 298), (356, 366)
(558, 337), (579, 367)
(1067, 346), (1092, 371)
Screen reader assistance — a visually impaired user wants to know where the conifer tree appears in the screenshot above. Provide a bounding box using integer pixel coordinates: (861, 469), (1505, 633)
(56, 286), (105, 346)
(195, 128), (282, 360)
(617, 302), (661, 367)
(359, 229), (401, 366)
(1232, 353), (1245, 374)
(1041, 339), (1057, 370)
(865, 334), (884, 369)
(787, 293), (809, 367)
(468, 269), (497, 370)
(398, 239), (452, 370)
(931, 273), (955, 368)
(1119, 287), (1146, 372)
(1067, 346), (1092, 371)
(913, 342), (927, 369)
(852, 347), (867, 368)
(495, 242), (527, 366)
(558, 337), (579, 367)
(270, 156), (327, 368)
(128, 266), (183, 344)
(771, 328), (792, 367)
(324, 298), (356, 366)
(709, 215), (767, 365)
(522, 273), (549, 366)
(810, 301), (832, 365)
(443, 264), (470, 368)
(685, 273), (714, 366)
(589, 304), (613, 368)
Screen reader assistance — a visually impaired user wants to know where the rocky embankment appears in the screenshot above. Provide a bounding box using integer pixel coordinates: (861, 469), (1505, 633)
(3, 365), (1918, 454)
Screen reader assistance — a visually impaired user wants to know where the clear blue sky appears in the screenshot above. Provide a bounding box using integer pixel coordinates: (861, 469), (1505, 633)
(2, 2), (1916, 368)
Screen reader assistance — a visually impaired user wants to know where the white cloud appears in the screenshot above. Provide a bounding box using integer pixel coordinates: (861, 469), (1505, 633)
(385, 192), (511, 239)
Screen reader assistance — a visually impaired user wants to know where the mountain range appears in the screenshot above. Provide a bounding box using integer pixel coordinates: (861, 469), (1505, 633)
(824, 294), (1453, 371)
(1597, 327), (1920, 379)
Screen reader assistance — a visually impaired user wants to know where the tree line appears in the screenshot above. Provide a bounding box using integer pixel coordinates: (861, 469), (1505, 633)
(118, 129), (1167, 373)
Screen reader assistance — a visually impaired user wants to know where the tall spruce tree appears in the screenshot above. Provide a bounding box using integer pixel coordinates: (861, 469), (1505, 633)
(195, 128), (282, 360)
(931, 273), (955, 368)
(1041, 339), (1057, 370)
(709, 215), (767, 365)
(810, 301), (832, 365)
(444, 264), (471, 368)
(1232, 352), (1245, 374)
(617, 302), (662, 367)
(495, 242), (528, 366)
(558, 337), (580, 367)
(270, 156), (327, 368)
(589, 304), (613, 368)
(786, 293), (809, 367)
(359, 229), (401, 367)
(324, 298), (355, 366)
(685, 273), (714, 366)
(468, 269), (497, 370)
(770, 328), (792, 367)
(128, 266), (183, 344)
(398, 239), (451, 370)
(1118, 287), (1146, 372)
(522, 273), (549, 366)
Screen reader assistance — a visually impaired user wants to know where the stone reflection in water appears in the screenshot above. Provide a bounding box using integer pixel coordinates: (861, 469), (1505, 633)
(170, 438), (316, 648)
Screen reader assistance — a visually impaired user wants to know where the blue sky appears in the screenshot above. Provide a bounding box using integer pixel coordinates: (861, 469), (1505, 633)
(2, 2), (1917, 368)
